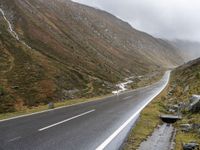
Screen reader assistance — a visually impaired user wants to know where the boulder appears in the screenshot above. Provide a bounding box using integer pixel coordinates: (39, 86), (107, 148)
(180, 124), (192, 132)
(48, 102), (54, 109)
(188, 95), (200, 113)
(183, 142), (199, 150)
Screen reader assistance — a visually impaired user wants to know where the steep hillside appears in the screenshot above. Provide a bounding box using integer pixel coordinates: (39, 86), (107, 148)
(171, 58), (200, 101)
(171, 40), (200, 62)
(167, 58), (200, 149)
(0, 0), (183, 113)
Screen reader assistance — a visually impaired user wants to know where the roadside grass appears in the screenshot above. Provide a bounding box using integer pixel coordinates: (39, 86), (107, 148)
(175, 113), (200, 150)
(0, 71), (164, 121)
(123, 86), (169, 150)
(130, 71), (164, 90)
(124, 84), (200, 150)
(175, 130), (200, 150)
(0, 94), (112, 120)
(124, 60), (200, 150)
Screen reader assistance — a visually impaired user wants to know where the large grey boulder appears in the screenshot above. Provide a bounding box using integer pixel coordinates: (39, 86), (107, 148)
(188, 95), (200, 113)
(183, 142), (199, 150)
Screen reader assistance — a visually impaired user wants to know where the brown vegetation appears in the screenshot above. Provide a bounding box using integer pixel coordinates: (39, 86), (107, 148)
(0, 0), (184, 113)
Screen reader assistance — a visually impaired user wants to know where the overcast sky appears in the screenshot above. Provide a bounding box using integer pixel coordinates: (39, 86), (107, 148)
(73, 0), (200, 42)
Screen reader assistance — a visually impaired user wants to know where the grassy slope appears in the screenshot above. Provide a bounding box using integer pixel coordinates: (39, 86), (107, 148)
(124, 58), (200, 150)
(171, 58), (200, 149)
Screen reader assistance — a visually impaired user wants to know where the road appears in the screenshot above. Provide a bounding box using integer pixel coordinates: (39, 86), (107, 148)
(0, 71), (170, 150)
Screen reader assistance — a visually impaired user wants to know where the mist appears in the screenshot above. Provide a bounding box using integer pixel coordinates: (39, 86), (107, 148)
(73, 0), (200, 42)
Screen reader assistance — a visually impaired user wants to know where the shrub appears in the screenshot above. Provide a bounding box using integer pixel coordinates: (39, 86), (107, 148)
(0, 85), (4, 96)
(196, 72), (200, 79)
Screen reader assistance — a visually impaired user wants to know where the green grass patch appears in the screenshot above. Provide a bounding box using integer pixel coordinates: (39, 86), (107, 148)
(175, 131), (200, 150)
(0, 85), (4, 95)
(175, 113), (200, 149)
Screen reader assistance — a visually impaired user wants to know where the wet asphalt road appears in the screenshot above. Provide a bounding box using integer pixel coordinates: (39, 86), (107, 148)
(0, 71), (170, 150)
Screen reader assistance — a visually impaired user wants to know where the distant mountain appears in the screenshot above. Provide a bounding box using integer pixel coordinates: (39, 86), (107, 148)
(0, 0), (183, 113)
(171, 40), (200, 62)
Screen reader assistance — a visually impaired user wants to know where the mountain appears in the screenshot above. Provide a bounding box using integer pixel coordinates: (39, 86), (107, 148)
(0, 0), (183, 113)
(171, 40), (200, 62)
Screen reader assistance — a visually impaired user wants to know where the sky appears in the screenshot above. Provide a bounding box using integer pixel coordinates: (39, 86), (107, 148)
(72, 0), (200, 42)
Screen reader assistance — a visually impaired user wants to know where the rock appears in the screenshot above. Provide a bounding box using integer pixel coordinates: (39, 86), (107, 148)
(188, 95), (200, 113)
(48, 102), (54, 109)
(168, 92), (173, 96)
(192, 124), (200, 130)
(183, 142), (199, 150)
(11, 86), (19, 89)
(168, 108), (176, 113)
(167, 104), (181, 113)
(180, 124), (192, 132)
(62, 89), (79, 99)
(190, 95), (200, 103)
(184, 85), (189, 92)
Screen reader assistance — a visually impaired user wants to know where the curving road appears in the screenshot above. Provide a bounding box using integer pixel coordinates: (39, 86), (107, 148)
(0, 71), (170, 150)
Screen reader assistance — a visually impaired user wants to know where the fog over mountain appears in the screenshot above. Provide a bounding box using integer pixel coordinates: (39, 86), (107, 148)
(73, 0), (200, 42)
(171, 40), (200, 61)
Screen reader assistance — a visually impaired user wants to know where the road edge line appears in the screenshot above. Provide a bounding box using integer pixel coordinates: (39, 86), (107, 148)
(95, 71), (170, 150)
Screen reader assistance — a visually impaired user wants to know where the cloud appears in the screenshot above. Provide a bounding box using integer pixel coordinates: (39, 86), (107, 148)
(72, 0), (200, 41)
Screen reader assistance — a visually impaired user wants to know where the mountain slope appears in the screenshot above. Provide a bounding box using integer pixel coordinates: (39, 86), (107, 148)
(0, 0), (183, 113)
(171, 57), (200, 99)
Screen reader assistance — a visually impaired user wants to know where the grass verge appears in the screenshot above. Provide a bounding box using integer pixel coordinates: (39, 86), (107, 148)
(0, 94), (112, 120)
(0, 71), (164, 121)
(124, 61), (200, 150)
(123, 85), (169, 150)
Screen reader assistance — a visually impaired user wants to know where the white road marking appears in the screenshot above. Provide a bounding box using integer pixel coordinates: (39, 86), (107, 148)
(122, 96), (132, 100)
(8, 136), (21, 142)
(38, 109), (95, 131)
(95, 71), (170, 150)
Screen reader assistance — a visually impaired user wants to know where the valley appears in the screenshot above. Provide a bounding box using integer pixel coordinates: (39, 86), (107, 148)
(0, 0), (183, 113)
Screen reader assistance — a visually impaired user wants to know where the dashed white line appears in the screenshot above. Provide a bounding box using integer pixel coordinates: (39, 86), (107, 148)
(38, 109), (95, 131)
(8, 136), (21, 142)
(95, 71), (170, 150)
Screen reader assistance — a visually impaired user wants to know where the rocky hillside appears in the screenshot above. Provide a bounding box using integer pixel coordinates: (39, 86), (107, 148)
(166, 58), (200, 149)
(171, 57), (200, 100)
(0, 0), (183, 113)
